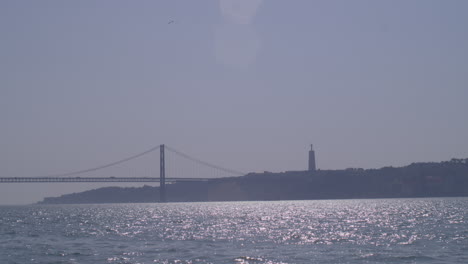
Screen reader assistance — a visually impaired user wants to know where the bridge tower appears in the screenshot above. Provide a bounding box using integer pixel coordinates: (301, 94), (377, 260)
(308, 144), (316, 172)
(160, 144), (166, 202)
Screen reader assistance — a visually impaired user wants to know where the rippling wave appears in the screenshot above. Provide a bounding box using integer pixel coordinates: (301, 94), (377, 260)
(1, 198), (467, 263)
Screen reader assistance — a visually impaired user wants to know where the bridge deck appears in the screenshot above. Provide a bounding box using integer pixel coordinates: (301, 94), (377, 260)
(0, 177), (212, 183)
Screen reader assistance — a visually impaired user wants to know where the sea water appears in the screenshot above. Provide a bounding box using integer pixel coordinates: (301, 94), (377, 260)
(0, 198), (467, 264)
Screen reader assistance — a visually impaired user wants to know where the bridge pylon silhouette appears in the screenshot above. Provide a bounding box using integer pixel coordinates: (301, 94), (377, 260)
(160, 144), (166, 202)
(0, 144), (245, 202)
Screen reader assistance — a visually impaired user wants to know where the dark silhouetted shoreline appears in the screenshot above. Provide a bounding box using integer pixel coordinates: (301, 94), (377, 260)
(38, 159), (468, 204)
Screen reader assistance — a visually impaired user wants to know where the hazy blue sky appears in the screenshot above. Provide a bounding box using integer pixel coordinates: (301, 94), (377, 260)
(1, 0), (467, 204)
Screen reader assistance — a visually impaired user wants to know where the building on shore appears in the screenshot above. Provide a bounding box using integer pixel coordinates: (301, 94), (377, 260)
(308, 144), (316, 172)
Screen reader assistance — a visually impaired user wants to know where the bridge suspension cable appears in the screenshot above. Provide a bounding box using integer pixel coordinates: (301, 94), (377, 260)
(17, 144), (244, 179)
(165, 145), (245, 176)
(32, 145), (161, 178)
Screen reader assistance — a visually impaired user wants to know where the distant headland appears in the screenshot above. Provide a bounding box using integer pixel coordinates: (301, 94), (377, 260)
(38, 157), (468, 204)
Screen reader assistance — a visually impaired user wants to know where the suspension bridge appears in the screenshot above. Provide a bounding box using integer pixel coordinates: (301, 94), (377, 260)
(0, 144), (246, 202)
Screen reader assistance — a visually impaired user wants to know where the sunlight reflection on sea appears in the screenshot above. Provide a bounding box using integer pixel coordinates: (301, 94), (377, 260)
(0, 198), (467, 263)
